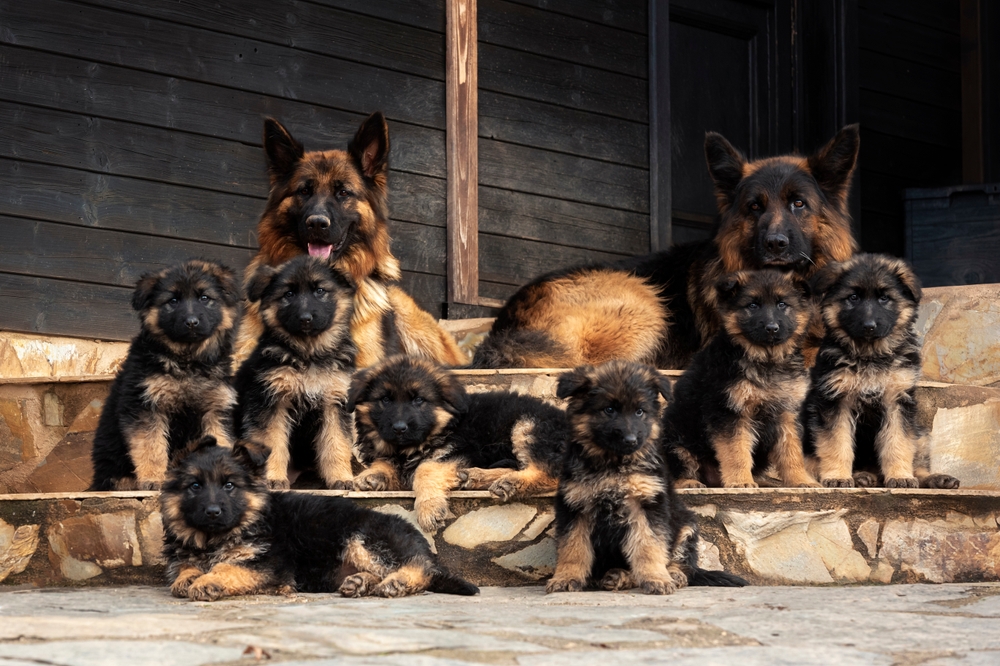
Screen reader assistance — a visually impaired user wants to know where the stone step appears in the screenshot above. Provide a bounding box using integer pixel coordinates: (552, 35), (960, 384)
(2, 488), (998, 589)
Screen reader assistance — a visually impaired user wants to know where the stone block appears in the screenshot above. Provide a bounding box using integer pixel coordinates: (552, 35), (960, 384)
(0, 332), (127, 380)
(443, 503), (537, 549)
(917, 284), (1000, 386)
(47, 512), (142, 581)
(0, 518), (40, 582)
(491, 537), (556, 580)
(878, 515), (1000, 583)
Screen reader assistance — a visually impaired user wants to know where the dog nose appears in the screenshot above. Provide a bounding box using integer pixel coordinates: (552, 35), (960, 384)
(185, 316), (200, 329)
(392, 421), (408, 434)
(299, 312), (313, 325)
(863, 320), (877, 334)
(306, 215), (331, 231)
(766, 233), (789, 253)
(765, 322), (780, 334)
(623, 433), (637, 446)
(204, 504), (222, 518)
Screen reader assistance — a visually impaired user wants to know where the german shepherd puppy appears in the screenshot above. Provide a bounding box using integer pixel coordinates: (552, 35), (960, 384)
(473, 125), (859, 370)
(91, 260), (240, 491)
(661, 270), (819, 488)
(162, 437), (479, 601)
(235, 113), (466, 368)
(234, 256), (357, 490)
(548, 361), (748, 594)
(803, 254), (959, 489)
(347, 356), (568, 532)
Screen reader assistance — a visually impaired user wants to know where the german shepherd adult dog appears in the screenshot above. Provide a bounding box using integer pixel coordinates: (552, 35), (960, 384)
(162, 437), (479, 601)
(91, 260), (240, 491)
(803, 254), (959, 489)
(661, 270), (819, 488)
(347, 356), (568, 531)
(473, 125), (860, 370)
(235, 112), (466, 368)
(547, 361), (748, 594)
(234, 256), (357, 490)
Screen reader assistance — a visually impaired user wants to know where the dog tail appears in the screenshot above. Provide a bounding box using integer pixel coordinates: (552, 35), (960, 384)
(470, 329), (570, 369)
(687, 567), (750, 587)
(429, 569), (480, 596)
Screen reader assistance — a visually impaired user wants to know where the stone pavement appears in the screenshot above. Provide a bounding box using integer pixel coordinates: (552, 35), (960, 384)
(0, 584), (998, 665)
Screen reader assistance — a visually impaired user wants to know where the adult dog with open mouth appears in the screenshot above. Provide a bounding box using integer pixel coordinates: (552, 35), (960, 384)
(91, 260), (239, 491)
(347, 356), (568, 531)
(661, 270), (819, 488)
(473, 125), (859, 370)
(162, 437), (479, 601)
(803, 254), (959, 489)
(234, 256), (357, 490)
(235, 113), (466, 368)
(547, 361), (748, 594)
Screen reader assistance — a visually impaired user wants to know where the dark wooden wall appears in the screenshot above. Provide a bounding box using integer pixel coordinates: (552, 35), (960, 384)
(475, 0), (650, 303)
(0, 0), (453, 340)
(857, 0), (963, 255)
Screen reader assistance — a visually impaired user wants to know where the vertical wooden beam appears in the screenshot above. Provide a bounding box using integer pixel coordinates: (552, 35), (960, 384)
(648, 0), (672, 252)
(446, 0), (479, 306)
(961, 0), (984, 184)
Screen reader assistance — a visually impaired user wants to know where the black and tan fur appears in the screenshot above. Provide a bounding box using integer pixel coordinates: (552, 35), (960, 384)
(233, 256), (357, 489)
(162, 437), (478, 601)
(91, 260), (240, 491)
(661, 270), (819, 488)
(235, 113), (466, 368)
(803, 254), (959, 489)
(347, 356), (568, 532)
(473, 125), (860, 370)
(547, 361), (747, 594)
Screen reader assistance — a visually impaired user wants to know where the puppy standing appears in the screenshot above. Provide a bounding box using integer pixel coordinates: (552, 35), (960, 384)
(161, 437), (479, 601)
(661, 270), (819, 488)
(548, 361), (748, 594)
(347, 356), (567, 531)
(91, 260), (239, 491)
(804, 254), (959, 488)
(234, 256), (357, 489)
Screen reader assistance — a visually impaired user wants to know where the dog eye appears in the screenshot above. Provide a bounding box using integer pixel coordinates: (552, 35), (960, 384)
(776, 301), (787, 309)
(380, 396), (391, 404)
(747, 302), (759, 310)
(223, 481), (235, 491)
(337, 188), (352, 198)
(284, 290), (295, 300)
(190, 482), (201, 491)
(847, 294), (859, 303)
(412, 397), (425, 405)
(792, 200), (805, 209)
(298, 184), (313, 197)
(635, 408), (644, 417)
(604, 406), (615, 415)
(168, 297), (179, 305)
(749, 202), (761, 211)
(199, 294), (210, 303)
(878, 294), (891, 304)
(314, 287), (326, 296)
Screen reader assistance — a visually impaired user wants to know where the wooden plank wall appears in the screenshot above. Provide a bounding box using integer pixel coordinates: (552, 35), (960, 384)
(475, 0), (650, 303)
(857, 0), (963, 256)
(0, 0), (452, 340)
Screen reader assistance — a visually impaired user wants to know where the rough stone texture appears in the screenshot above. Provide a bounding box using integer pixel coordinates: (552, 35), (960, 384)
(0, 332), (128, 380)
(3, 489), (1000, 589)
(0, 518), (39, 582)
(928, 400), (1000, 488)
(0, 584), (999, 665)
(917, 284), (1000, 386)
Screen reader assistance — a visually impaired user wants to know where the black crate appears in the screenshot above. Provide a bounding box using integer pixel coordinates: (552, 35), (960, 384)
(905, 184), (1000, 287)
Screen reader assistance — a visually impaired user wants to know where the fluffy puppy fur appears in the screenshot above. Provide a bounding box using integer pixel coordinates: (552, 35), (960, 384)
(162, 437), (479, 601)
(803, 254), (959, 489)
(234, 256), (357, 489)
(547, 361), (748, 594)
(347, 356), (568, 532)
(91, 260), (239, 491)
(661, 270), (819, 488)
(236, 113), (466, 368)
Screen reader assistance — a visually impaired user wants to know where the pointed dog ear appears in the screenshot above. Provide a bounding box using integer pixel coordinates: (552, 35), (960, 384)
(131, 271), (162, 312)
(247, 264), (279, 303)
(209, 262), (241, 306)
(714, 272), (746, 303)
(655, 372), (673, 403)
(807, 123), (859, 208)
(810, 261), (848, 299)
(704, 131), (747, 210)
(348, 111), (390, 179)
(233, 440), (269, 475)
(263, 118), (304, 182)
(556, 366), (596, 400)
(891, 258), (922, 303)
(438, 370), (469, 415)
(345, 367), (376, 413)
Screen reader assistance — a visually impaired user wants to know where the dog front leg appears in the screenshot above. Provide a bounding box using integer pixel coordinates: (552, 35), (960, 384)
(186, 563), (271, 602)
(814, 399), (856, 487)
(201, 383), (237, 448)
(773, 410), (820, 488)
(412, 460), (462, 531)
(876, 400), (918, 488)
(246, 402), (293, 490)
(622, 501), (677, 595)
(353, 459), (403, 491)
(316, 401), (355, 489)
(124, 411), (171, 490)
(711, 420), (758, 488)
(546, 513), (594, 593)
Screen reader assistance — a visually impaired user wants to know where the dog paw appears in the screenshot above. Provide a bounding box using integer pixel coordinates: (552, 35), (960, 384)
(416, 499), (454, 532)
(170, 577), (197, 598)
(339, 573), (378, 598)
(187, 577), (225, 602)
(266, 478), (291, 490)
(489, 477), (522, 503)
(354, 472), (389, 492)
(598, 569), (633, 591)
(637, 577), (677, 596)
(667, 565), (689, 589)
(328, 479), (353, 491)
(673, 478), (707, 489)
(458, 469), (490, 490)
(137, 479), (162, 491)
(922, 473), (960, 490)
(822, 477), (855, 488)
(885, 476), (919, 489)
(852, 471), (879, 488)
(374, 577), (412, 598)
(723, 481), (759, 489)
(545, 576), (585, 594)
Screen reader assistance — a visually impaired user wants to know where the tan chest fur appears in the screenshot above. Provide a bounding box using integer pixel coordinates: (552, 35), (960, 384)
(824, 364), (917, 404)
(262, 365), (351, 405)
(726, 373), (808, 415)
(561, 472), (665, 511)
(142, 374), (235, 413)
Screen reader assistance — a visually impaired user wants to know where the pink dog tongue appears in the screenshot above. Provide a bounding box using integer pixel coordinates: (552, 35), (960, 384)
(308, 243), (333, 260)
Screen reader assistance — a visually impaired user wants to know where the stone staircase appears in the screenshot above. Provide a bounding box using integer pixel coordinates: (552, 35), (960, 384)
(2, 284), (1000, 589)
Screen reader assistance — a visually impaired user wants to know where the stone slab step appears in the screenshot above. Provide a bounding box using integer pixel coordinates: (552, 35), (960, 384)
(2, 489), (998, 589)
